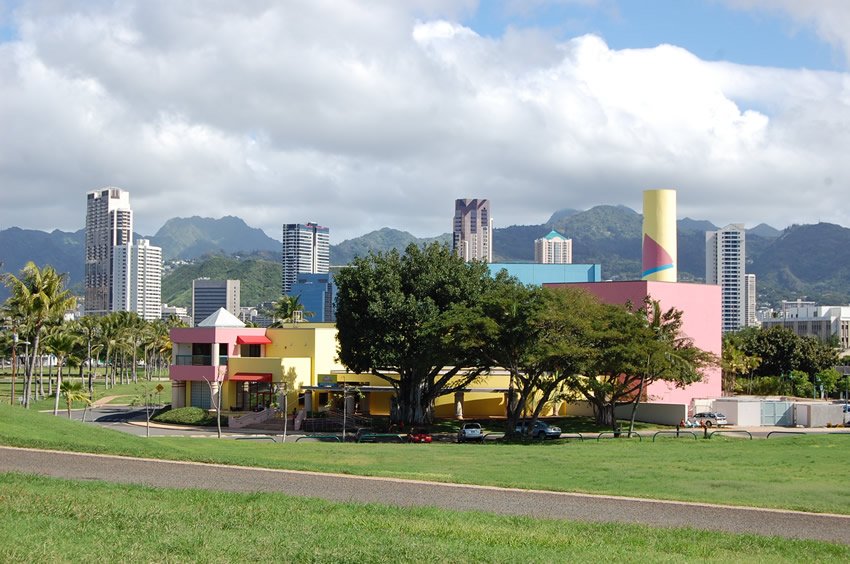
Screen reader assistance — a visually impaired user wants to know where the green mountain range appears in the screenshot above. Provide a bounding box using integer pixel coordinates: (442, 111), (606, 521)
(2, 208), (848, 308)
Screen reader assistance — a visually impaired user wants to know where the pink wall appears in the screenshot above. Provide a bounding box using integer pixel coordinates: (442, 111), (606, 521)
(170, 365), (223, 382)
(546, 280), (722, 404)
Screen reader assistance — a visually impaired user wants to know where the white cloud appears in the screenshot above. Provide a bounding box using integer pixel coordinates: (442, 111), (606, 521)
(1, 1), (850, 243)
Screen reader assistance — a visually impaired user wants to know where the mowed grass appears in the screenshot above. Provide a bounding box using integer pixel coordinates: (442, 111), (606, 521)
(1, 473), (846, 563)
(0, 380), (171, 410)
(2, 403), (849, 514)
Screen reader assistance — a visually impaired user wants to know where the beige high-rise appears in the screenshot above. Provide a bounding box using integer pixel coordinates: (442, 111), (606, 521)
(452, 199), (492, 262)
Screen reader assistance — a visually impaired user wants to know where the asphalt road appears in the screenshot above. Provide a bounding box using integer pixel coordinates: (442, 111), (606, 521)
(1, 446), (849, 545)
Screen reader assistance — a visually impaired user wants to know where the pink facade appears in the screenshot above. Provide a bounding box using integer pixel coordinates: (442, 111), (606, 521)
(170, 327), (268, 382)
(545, 280), (722, 405)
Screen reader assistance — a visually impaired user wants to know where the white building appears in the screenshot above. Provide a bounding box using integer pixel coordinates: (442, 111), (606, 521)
(534, 230), (573, 264)
(162, 304), (191, 325)
(745, 273), (758, 327)
(85, 187), (133, 316)
(761, 300), (850, 351)
(112, 239), (163, 322)
(281, 223), (330, 294)
(453, 199), (492, 263)
(706, 223), (746, 332)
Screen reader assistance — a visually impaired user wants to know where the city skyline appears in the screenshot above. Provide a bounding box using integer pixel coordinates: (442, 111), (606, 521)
(3, 2), (850, 241)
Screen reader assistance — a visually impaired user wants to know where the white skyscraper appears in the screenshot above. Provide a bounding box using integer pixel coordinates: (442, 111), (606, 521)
(85, 187), (133, 316)
(281, 223), (330, 294)
(452, 199), (492, 262)
(706, 224), (746, 332)
(745, 273), (757, 327)
(112, 239), (163, 322)
(534, 230), (573, 264)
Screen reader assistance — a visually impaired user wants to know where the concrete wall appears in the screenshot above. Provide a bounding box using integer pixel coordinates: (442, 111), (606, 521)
(713, 399), (761, 426)
(564, 401), (687, 425)
(799, 403), (844, 427)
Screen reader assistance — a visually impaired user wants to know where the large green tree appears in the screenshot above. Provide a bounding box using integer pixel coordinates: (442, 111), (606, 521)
(736, 326), (838, 379)
(459, 275), (598, 437)
(335, 243), (492, 425)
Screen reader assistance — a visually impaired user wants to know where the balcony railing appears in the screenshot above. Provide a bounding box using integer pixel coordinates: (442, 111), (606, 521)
(175, 355), (228, 366)
(176, 355), (212, 366)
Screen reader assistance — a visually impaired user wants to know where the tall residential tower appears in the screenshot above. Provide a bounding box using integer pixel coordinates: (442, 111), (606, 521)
(706, 224), (746, 332)
(112, 239), (163, 321)
(534, 231), (572, 264)
(85, 187), (133, 316)
(452, 198), (492, 262)
(281, 223), (330, 295)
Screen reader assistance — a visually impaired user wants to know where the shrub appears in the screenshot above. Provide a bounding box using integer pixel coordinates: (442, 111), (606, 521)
(153, 407), (227, 426)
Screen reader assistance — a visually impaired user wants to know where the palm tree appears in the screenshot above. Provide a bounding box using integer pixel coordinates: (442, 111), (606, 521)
(59, 381), (91, 419)
(2, 262), (76, 408)
(268, 295), (313, 327)
(76, 315), (101, 393)
(46, 329), (80, 416)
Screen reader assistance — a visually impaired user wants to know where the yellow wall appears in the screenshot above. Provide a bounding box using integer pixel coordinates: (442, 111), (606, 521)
(266, 325), (345, 384)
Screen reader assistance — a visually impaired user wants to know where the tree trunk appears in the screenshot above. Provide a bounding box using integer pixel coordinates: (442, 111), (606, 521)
(627, 376), (647, 437)
(53, 364), (62, 416)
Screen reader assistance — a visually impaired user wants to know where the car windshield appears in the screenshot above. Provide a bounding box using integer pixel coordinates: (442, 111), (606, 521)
(465, 424), (481, 429)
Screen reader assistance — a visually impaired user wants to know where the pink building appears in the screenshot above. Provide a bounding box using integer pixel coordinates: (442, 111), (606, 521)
(546, 280), (722, 406)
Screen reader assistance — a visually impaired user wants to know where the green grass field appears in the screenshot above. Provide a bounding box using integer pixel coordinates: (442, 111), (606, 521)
(0, 380), (171, 411)
(2, 403), (849, 514)
(0, 473), (846, 563)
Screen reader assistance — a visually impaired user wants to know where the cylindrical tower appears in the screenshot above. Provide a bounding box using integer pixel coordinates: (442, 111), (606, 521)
(641, 189), (677, 282)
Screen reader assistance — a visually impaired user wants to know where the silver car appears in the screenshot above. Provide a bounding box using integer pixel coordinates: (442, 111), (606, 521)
(692, 412), (728, 427)
(457, 422), (484, 443)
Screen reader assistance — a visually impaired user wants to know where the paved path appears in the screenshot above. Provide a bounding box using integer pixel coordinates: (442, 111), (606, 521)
(1, 446), (849, 545)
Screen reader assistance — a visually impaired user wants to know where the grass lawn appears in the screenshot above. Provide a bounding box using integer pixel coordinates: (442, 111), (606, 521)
(0, 473), (846, 563)
(0, 380), (171, 411)
(2, 403), (849, 514)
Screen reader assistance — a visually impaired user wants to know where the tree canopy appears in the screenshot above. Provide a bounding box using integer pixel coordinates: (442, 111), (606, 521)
(335, 243), (492, 425)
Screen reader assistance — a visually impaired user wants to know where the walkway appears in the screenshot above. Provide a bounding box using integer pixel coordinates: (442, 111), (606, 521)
(1, 446), (848, 545)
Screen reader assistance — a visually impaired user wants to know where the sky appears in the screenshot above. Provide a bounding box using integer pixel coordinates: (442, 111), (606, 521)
(2, 0), (850, 242)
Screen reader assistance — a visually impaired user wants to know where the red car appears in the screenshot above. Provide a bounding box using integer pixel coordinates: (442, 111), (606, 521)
(406, 429), (432, 443)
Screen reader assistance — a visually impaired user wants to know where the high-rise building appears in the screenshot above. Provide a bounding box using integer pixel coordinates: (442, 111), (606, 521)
(281, 223), (330, 295)
(85, 187), (133, 316)
(192, 279), (241, 327)
(111, 239), (162, 321)
(452, 198), (492, 262)
(534, 231), (573, 264)
(290, 273), (337, 323)
(745, 273), (757, 327)
(706, 224), (746, 332)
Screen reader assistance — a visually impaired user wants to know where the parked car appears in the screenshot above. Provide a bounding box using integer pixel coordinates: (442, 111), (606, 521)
(691, 412), (728, 427)
(406, 429), (432, 443)
(457, 422), (484, 443)
(515, 420), (562, 439)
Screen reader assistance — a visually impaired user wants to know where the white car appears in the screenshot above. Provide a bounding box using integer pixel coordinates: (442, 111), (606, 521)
(457, 422), (484, 443)
(692, 412), (728, 427)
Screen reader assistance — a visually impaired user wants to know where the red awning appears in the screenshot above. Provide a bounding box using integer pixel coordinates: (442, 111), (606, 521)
(230, 373), (273, 382)
(236, 335), (272, 345)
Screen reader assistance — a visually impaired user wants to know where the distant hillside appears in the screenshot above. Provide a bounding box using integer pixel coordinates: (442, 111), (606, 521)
(331, 228), (451, 265)
(749, 223), (850, 305)
(150, 216), (279, 260)
(8, 209), (850, 308)
(0, 227), (85, 300)
(161, 256), (281, 307)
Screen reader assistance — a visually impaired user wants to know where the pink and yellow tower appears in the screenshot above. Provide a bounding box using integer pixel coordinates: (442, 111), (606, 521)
(641, 189), (677, 282)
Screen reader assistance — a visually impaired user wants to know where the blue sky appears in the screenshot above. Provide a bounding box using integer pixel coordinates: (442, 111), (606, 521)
(464, 0), (843, 71)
